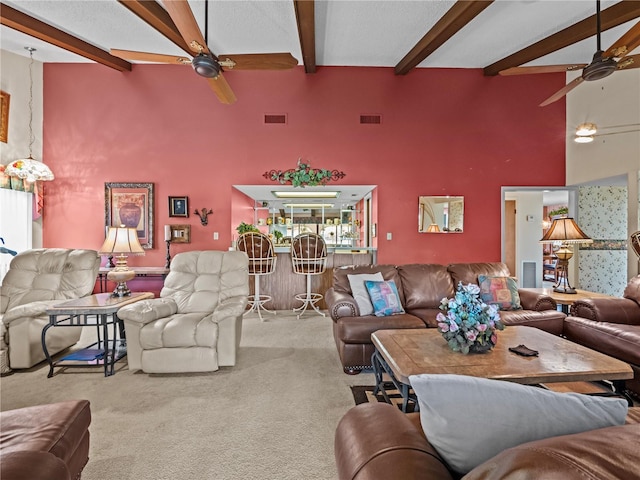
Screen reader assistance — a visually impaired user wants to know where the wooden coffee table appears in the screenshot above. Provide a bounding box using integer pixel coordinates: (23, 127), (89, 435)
(371, 326), (633, 412)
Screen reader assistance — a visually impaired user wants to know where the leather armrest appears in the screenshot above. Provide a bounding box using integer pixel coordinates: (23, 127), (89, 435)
(518, 290), (557, 311)
(0, 451), (71, 480)
(326, 288), (359, 321)
(117, 298), (178, 325)
(335, 403), (452, 480)
(570, 298), (640, 325)
(210, 295), (249, 323)
(3, 299), (68, 323)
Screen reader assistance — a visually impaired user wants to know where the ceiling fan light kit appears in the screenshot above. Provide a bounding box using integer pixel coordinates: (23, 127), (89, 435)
(581, 50), (617, 81)
(576, 123), (598, 136)
(192, 53), (221, 78)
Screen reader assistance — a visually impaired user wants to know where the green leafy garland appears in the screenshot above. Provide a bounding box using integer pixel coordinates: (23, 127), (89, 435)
(264, 159), (345, 187)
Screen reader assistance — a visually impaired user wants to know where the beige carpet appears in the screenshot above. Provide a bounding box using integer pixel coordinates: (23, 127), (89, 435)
(0, 311), (374, 480)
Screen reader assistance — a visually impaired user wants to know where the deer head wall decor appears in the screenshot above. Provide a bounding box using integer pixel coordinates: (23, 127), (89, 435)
(194, 208), (213, 226)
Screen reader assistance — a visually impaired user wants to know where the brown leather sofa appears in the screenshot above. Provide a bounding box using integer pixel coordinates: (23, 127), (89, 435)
(335, 402), (640, 480)
(565, 274), (640, 398)
(0, 400), (91, 480)
(326, 263), (566, 374)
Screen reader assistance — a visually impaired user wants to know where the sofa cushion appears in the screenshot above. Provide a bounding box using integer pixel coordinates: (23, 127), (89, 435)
(408, 374), (628, 475)
(623, 275), (640, 304)
(564, 317), (640, 366)
(2, 249), (99, 311)
(335, 314), (426, 344)
(465, 424), (640, 480)
(347, 272), (384, 316)
(365, 280), (405, 316)
(397, 264), (454, 312)
(447, 262), (510, 288)
(332, 265), (406, 306)
(478, 275), (522, 310)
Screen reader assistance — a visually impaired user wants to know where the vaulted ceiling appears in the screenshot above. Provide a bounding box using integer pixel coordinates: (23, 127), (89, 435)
(1, 1), (639, 106)
(1, 0), (638, 73)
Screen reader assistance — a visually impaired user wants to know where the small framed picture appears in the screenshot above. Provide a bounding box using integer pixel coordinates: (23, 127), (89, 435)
(170, 224), (191, 243)
(169, 196), (189, 217)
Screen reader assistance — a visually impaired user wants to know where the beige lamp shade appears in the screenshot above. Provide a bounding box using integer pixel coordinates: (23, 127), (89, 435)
(99, 226), (145, 256)
(426, 223), (441, 233)
(99, 226), (144, 297)
(539, 217), (593, 244)
(539, 217), (592, 295)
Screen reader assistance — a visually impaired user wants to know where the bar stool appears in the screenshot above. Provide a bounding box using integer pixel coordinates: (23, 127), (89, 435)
(237, 232), (277, 321)
(291, 233), (327, 318)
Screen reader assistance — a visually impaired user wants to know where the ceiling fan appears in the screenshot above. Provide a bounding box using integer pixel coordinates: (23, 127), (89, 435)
(499, 0), (640, 106)
(111, 0), (297, 104)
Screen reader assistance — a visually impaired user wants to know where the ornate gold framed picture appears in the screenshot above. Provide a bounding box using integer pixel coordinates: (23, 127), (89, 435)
(105, 182), (154, 249)
(170, 225), (191, 243)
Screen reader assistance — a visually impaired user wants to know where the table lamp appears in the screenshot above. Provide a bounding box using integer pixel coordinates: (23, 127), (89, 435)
(99, 226), (145, 297)
(540, 217), (593, 294)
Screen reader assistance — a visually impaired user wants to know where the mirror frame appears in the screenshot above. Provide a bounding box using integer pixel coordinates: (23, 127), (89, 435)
(419, 196), (464, 233)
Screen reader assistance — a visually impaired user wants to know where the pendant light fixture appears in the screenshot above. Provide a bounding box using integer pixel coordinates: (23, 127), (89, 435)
(5, 47), (54, 213)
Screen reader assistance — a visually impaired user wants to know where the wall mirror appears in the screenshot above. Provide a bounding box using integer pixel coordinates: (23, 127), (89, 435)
(419, 196), (464, 233)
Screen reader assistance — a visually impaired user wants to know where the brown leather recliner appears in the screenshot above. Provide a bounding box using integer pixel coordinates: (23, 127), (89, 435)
(0, 400), (92, 480)
(565, 275), (640, 397)
(326, 262), (566, 374)
(334, 402), (640, 480)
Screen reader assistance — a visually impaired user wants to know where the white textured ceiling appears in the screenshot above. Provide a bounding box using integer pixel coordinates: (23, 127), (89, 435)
(1, 0), (637, 70)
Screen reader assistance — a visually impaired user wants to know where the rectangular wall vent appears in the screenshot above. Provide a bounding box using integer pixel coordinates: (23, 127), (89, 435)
(360, 114), (382, 125)
(522, 261), (536, 288)
(264, 114), (287, 125)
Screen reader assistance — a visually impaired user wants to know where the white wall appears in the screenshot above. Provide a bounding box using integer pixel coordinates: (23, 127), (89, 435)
(504, 190), (544, 287)
(0, 49), (44, 248)
(566, 69), (640, 279)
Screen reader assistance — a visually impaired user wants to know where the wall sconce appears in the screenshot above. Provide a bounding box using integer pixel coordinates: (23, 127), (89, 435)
(194, 208), (213, 226)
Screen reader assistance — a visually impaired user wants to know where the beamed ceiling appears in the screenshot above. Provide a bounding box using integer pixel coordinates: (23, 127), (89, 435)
(1, 1), (639, 81)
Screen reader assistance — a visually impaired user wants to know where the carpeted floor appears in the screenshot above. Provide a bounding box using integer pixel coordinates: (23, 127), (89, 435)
(0, 311), (374, 480)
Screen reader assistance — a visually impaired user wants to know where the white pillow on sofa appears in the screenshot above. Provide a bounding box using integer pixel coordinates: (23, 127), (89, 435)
(408, 374), (628, 475)
(347, 272), (384, 316)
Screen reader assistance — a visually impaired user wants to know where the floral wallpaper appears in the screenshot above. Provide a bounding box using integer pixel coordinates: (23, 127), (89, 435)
(578, 186), (628, 296)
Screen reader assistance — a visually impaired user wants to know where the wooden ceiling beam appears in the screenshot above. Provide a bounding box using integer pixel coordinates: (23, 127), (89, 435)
(293, 0), (316, 73)
(117, 0), (191, 54)
(0, 2), (131, 71)
(395, 1), (494, 75)
(484, 1), (640, 76)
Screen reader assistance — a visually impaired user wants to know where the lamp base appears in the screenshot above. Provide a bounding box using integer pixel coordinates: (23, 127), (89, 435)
(112, 281), (132, 297)
(106, 269), (135, 298)
(553, 285), (577, 294)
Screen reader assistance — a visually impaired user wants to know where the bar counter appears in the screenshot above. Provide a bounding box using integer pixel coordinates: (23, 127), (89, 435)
(248, 247), (376, 310)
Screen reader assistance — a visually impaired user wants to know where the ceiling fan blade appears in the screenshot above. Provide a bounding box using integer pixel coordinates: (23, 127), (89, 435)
(617, 53), (640, 71)
(603, 21), (640, 59)
(499, 64), (587, 76)
(162, 0), (210, 55)
(217, 53), (298, 70)
(206, 74), (237, 104)
(110, 49), (190, 65)
(539, 77), (584, 107)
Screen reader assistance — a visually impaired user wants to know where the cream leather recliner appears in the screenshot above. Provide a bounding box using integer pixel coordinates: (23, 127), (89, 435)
(117, 250), (249, 374)
(0, 248), (101, 374)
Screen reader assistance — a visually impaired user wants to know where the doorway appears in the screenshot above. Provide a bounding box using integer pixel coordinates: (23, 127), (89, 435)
(501, 187), (573, 288)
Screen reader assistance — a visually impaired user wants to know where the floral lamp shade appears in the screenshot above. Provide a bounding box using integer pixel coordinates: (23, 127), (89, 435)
(5, 158), (54, 183)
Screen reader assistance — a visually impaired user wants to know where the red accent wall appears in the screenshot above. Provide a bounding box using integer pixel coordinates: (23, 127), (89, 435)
(42, 65), (565, 266)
